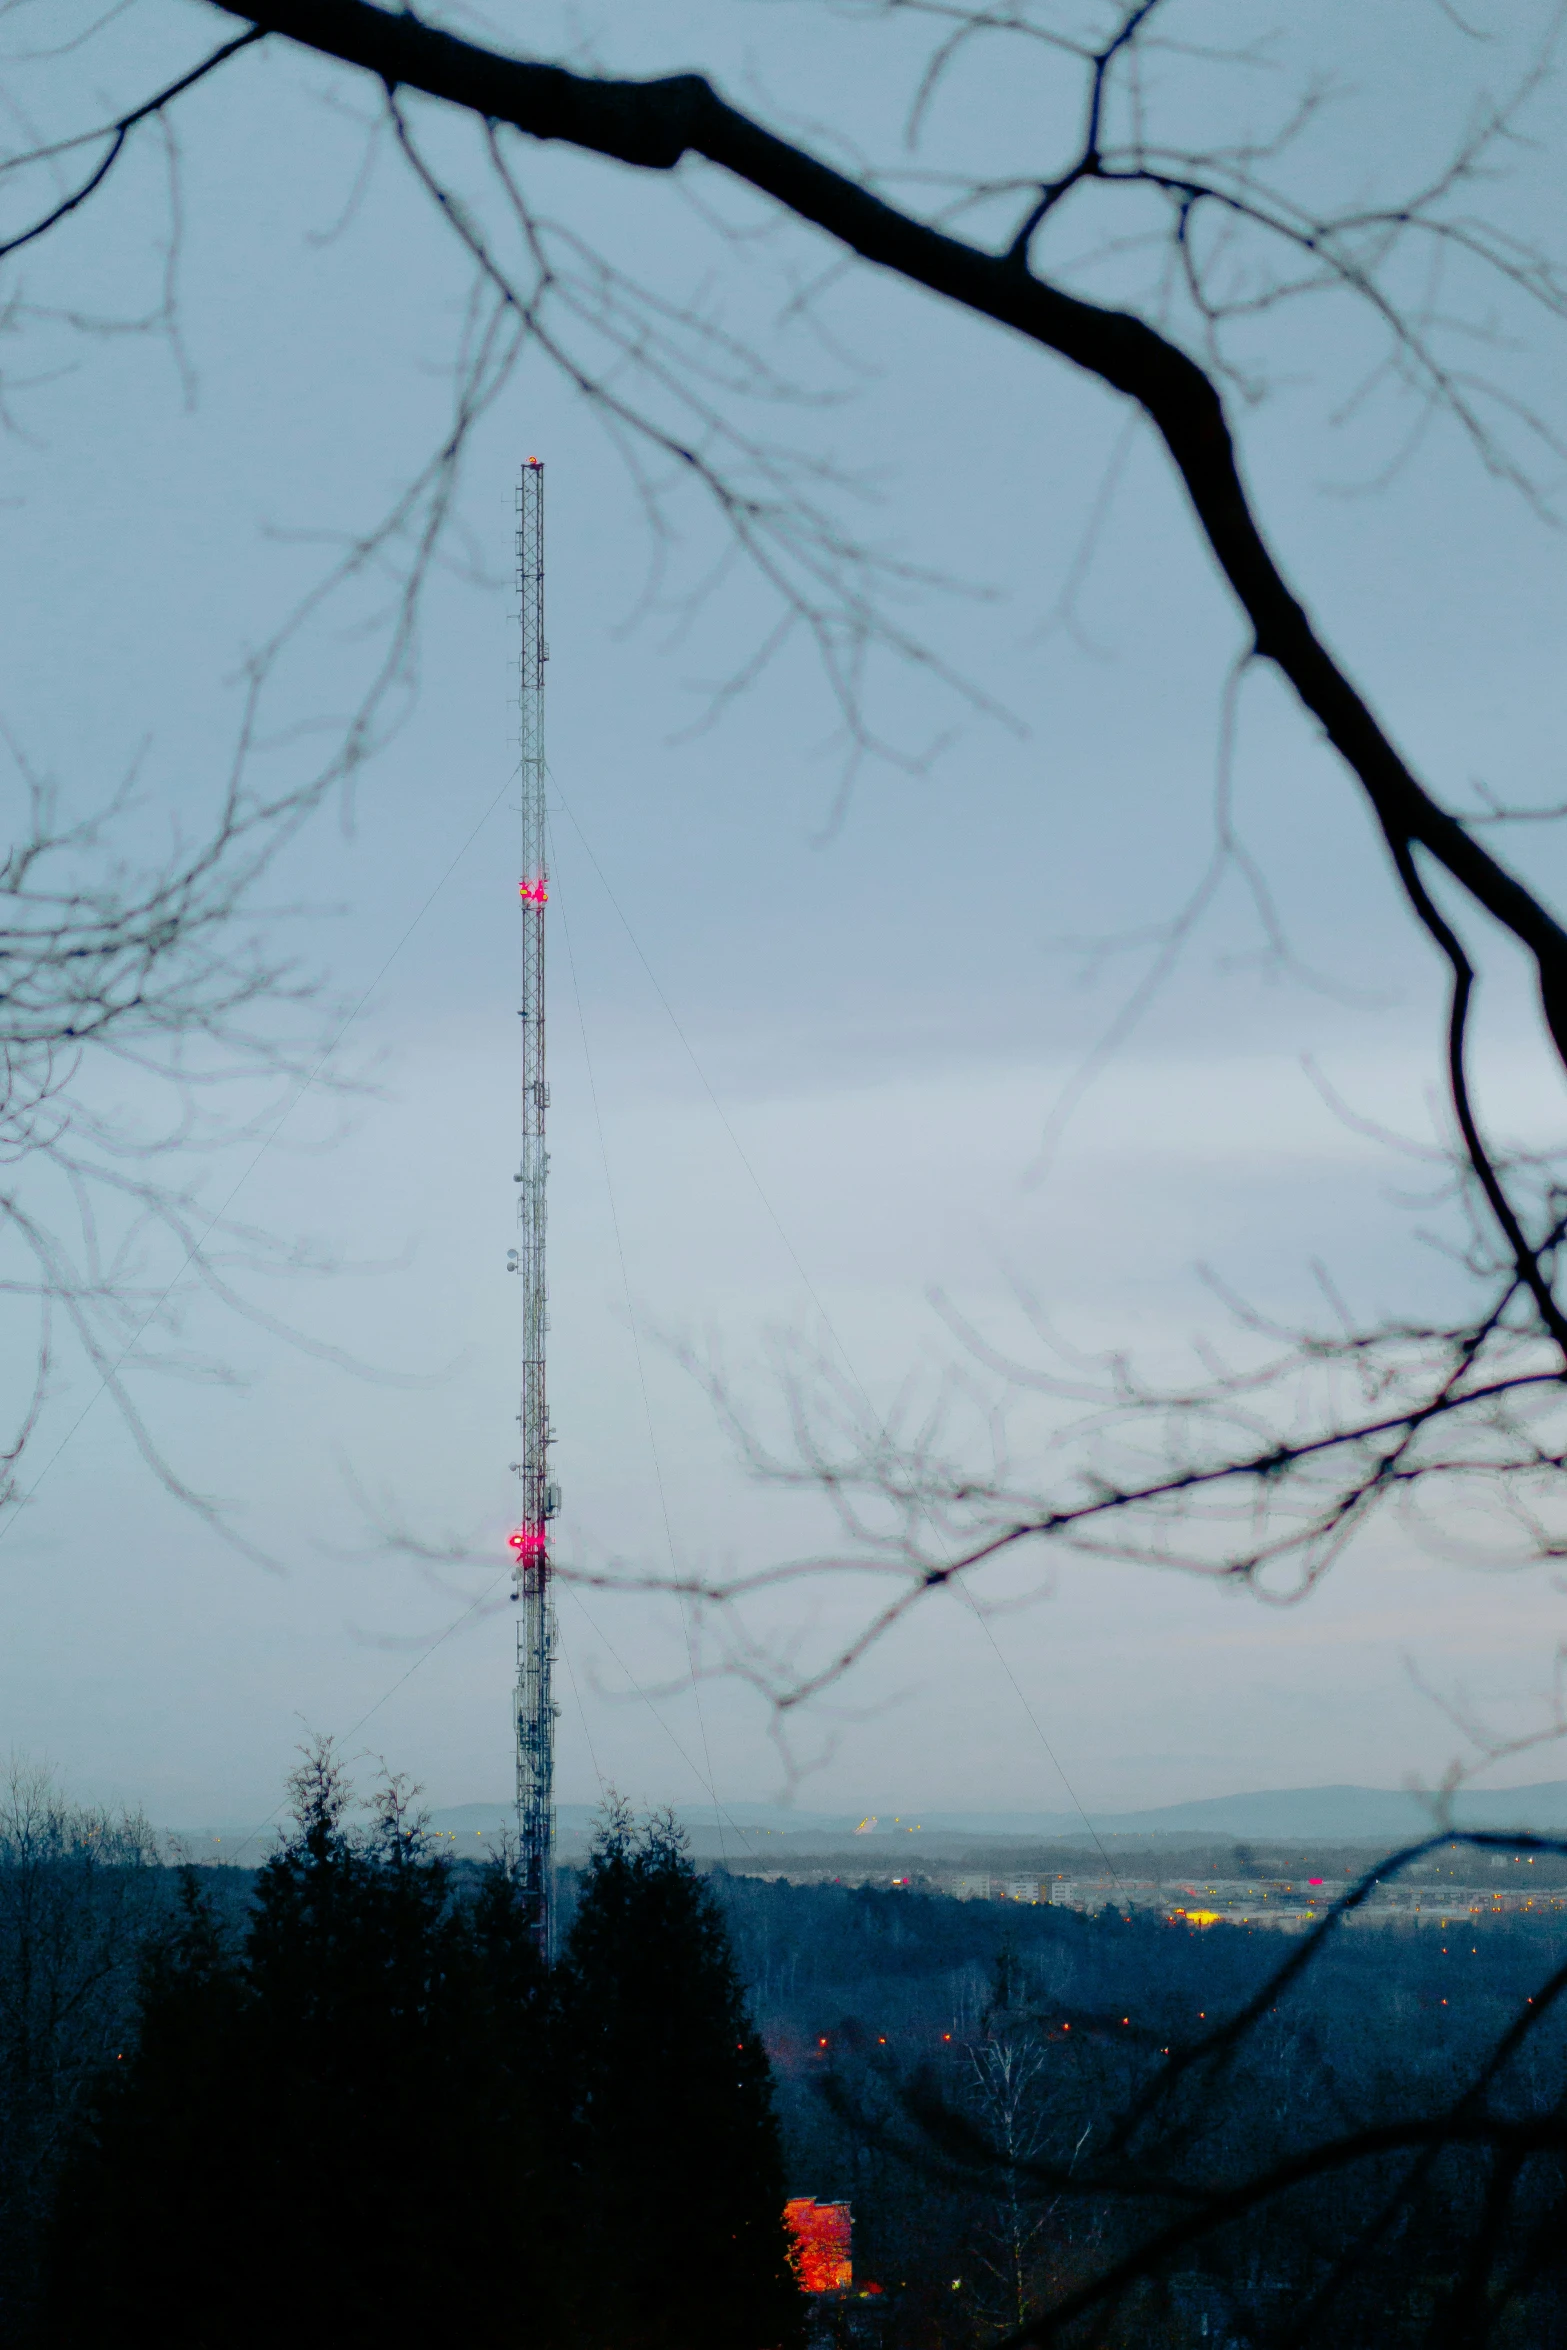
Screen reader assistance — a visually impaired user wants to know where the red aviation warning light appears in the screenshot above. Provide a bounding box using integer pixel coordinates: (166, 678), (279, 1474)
(509, 1526), (547, 1559)
(519, 878), (548, 903)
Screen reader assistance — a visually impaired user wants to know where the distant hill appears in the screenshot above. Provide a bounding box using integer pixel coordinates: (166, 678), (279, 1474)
(1064, 1782), (1567, 1841)
(425, 1801), (861, 1841)
(423, 1782), (1567, 1848)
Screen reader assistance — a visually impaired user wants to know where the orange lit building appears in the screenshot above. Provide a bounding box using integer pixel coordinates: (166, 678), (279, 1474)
(784, 2198), (852, 2294)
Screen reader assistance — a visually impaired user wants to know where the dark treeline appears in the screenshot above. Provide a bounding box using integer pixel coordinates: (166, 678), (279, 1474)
(1, 1751), (798, 2350)
(712, 1873), (1567, 2345)
(8, 1765), (1567, 2348)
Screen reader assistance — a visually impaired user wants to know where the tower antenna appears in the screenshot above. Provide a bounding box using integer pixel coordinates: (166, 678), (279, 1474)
(510, 456), (558, 1957)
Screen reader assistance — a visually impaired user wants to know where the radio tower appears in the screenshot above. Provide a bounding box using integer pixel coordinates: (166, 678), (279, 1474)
(509, 456), (558, 1958)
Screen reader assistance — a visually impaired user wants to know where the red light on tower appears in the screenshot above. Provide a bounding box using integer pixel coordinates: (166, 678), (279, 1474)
(513, 453), (554, 1953)
(784, 2200), (851, 2295)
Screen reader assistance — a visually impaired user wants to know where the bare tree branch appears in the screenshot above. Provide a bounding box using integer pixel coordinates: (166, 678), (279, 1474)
(194, 0), (1567, 1075)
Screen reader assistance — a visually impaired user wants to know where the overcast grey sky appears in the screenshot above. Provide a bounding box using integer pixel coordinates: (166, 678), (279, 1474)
(5, 0), (1567, 1828)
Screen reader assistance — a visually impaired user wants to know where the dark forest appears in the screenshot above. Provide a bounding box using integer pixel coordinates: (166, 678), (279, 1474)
(7, 1762), (1567, 2348)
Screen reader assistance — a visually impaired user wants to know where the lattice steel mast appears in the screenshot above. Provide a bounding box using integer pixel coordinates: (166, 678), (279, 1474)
(509, 456), (558, 1958)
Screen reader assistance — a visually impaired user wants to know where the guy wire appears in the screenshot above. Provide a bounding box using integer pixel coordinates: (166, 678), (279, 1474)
(551, 814), (728, 1870)
(549, 789), (1112, 1877)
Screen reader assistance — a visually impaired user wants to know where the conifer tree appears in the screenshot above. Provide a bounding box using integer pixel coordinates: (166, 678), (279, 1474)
(44, 1742), (558, 2350)
(560, 1800), (801, 2350)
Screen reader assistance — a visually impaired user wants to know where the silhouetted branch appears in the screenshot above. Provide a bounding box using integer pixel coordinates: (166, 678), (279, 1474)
(197, 0), (1567, 1082)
